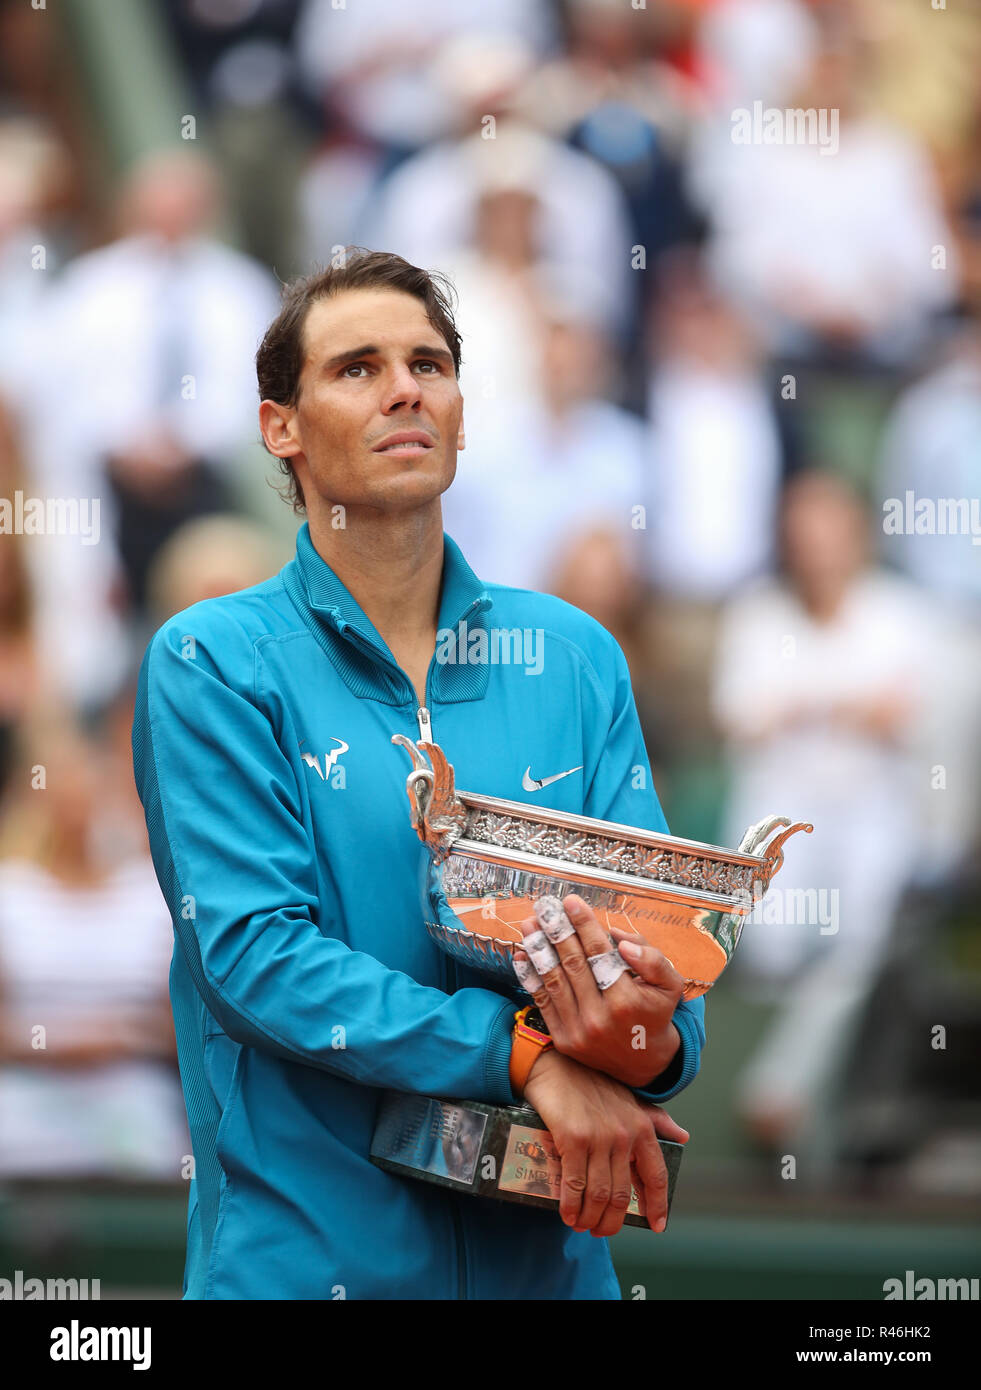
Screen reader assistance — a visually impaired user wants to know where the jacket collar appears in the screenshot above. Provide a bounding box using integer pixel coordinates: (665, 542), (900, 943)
(282, 521), (495, 706)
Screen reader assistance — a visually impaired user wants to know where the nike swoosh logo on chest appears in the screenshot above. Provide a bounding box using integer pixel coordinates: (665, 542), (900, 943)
(522, 765), (583, 792)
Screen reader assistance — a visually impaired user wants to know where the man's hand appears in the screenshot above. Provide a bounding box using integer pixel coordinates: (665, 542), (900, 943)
(513, 895), (685, 1088)
(521, 1048), (689, 1236)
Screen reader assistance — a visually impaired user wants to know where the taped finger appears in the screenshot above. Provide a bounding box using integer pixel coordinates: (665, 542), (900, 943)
(587, 947), (630, 991)
(512, 953), (543, 993)
(523, 930), (560, 975)
(533, 895), (576, 944)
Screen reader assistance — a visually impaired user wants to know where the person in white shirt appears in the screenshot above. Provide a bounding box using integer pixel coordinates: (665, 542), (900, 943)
(628, 256), (784, 766)
(695, 0), (819, 113)
(877, 320), (981, 611)
(361, 120), (635, 343)
(712, 470), (940, 1172)
(876, 318), (981, 873)
(643, 253), (783, 602)
(690, 42), (958, 365)
(294, 0), (555, 154)
(30, 149), (280, 617)
(441, 280), (646, 594)
(0, 716), (187, 1179)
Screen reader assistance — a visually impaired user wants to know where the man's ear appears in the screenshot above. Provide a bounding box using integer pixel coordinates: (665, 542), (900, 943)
(456, 406), (465, 452)
(259, 399), (302, 457)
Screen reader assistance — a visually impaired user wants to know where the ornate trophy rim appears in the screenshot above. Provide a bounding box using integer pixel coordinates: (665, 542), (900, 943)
(456, 789), (769, 870)
(449, 837), (754, 912)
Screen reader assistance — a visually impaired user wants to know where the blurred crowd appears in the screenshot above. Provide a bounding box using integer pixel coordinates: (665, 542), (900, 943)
(0, 0), (978, 1192)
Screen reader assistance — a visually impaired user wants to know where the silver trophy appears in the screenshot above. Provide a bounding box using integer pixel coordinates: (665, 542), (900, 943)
(370, 738), (812, 1228)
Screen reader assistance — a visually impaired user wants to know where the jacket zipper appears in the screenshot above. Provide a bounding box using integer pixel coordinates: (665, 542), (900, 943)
(411, 706), (469, 1301)
(414, 700), (469, 1299)
(338, 605), (475, 1300)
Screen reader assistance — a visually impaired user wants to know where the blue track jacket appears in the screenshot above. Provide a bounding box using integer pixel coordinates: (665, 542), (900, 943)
(132, 521), (706, 1300)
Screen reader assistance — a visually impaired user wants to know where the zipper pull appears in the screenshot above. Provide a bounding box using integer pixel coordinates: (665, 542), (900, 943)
(417, 706), (433, 742)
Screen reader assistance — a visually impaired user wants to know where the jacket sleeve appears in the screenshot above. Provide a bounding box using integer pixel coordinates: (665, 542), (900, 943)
(132, 619), (516, 1104)
(579, 630), (706, 1105)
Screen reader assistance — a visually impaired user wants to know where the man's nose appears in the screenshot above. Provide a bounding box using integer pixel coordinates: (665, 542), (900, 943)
(380, 362), (422, 413)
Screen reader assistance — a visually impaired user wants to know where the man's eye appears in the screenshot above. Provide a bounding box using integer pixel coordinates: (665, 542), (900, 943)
(342, 363), (369, 377)
(415, 361), (439, 372)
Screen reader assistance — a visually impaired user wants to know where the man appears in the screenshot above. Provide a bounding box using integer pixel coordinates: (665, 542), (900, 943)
(47, 149), (280, 618)
(132, 250), (706, 1300)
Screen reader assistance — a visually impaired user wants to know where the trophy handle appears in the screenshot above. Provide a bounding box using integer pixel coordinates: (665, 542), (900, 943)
(391, 736), (468, 864)
(739, 815), (814, 891)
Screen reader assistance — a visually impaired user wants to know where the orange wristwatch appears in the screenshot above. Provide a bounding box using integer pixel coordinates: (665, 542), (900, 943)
(508, 1005), (553, 1096)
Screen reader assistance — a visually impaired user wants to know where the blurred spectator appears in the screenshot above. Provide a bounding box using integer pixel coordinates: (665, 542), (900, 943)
(13, 532), (130, 719)
(145, 512), (286, 625)
(514, 0), (704, 319)
(0, 521), (39, 799)
(624, 254), (783, 772)
(0, 715), (187, 1179)
(434, 125), (630, 428)
(712, 471), (939, 1164)
(691, 36), (959, 367)
(0, 0), (91, 236)
(437, 160), (558, 436)
(878, 315), (981, 612)
(0, 117), (72, 402)
(521, 0), (701, 138)
(29, 148), (279, 618)
(295, 0), (555, 157)
(294, 22), (546, 267)
(548, 525), (645, 656)
(696, 0), (820, 110)
(876, 314), (981, 873)
(0, 88), (117, 722)
(546, 525), (669, 762)
(167, 0), (309, 122)
(442, 286), (645, 594)
(361, 117), (634, 342)
(643, 251), (783, 601)
(296, 19), (547, 274)
(164, 0), (318, 273)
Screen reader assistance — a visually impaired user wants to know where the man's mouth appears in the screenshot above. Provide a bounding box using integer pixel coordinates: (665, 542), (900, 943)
(371, 431), (436, 455)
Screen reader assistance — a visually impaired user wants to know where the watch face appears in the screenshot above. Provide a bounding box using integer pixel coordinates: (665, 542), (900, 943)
(526, 1008), (549, 1036)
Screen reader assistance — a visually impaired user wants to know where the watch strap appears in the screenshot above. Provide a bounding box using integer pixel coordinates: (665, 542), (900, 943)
(509, 1005), (553, 1096)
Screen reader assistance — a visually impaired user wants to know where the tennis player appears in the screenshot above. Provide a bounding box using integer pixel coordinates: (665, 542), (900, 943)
(132, 250), (706, 1300)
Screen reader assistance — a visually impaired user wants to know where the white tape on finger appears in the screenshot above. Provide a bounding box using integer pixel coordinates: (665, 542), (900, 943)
(523, 930), (560, 975)
(533, 895), (576, 944)
(587, 948), (630, 991)
(512, 955), (543, 993)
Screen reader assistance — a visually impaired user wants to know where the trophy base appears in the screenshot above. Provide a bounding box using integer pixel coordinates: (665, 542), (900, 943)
(370, 1090), (683, 1231)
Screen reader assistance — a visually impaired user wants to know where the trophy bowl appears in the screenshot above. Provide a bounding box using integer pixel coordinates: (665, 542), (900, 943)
(393, 737), (812, 1001)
